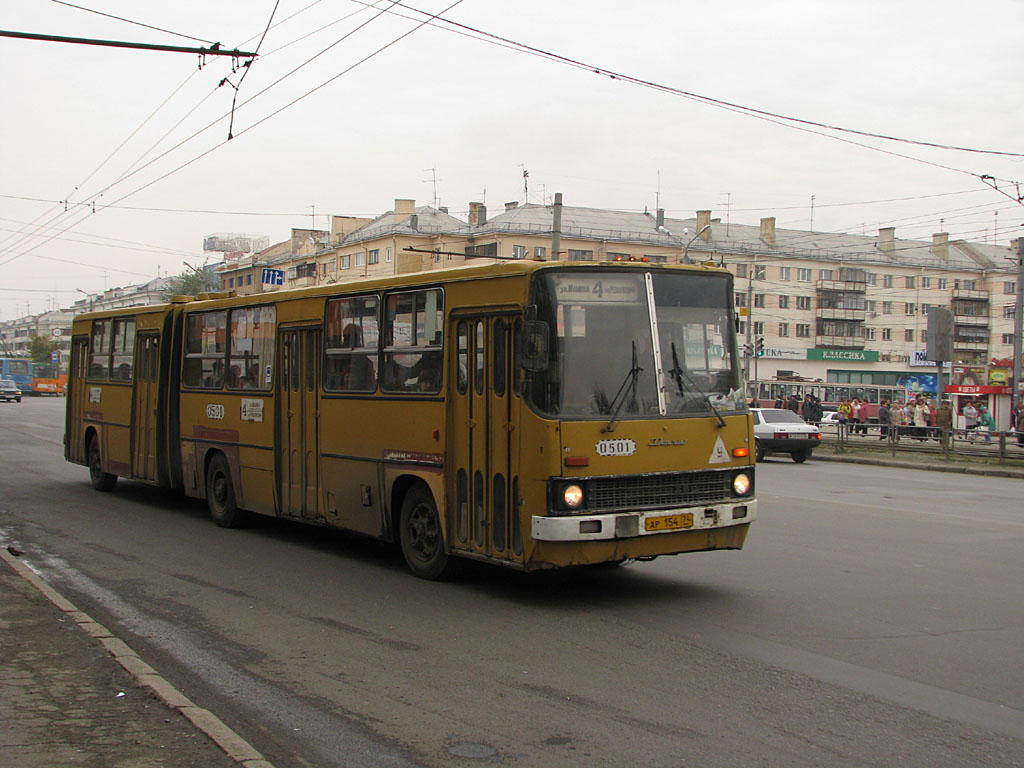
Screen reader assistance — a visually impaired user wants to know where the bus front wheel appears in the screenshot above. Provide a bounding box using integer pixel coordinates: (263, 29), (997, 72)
(87, 436), (117, 492)
(399, 486), (455, 580)
(206, 454), (248, 528)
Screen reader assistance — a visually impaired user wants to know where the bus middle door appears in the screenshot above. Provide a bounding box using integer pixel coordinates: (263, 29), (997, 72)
(131, 333), (160, 481)
(449, 315), (519, 563)
(278, 327), (321, 522)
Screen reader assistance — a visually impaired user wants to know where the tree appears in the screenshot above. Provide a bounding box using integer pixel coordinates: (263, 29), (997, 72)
(163, 265), (220, 298)
(27, 335), (61, 364)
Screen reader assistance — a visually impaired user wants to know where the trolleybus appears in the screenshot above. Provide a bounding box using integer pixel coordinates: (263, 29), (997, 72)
(66, 260), (756, 578)
(1, 357), (33, 392)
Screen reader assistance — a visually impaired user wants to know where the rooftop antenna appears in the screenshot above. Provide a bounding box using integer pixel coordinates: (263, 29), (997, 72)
(656, 170), (661, 212)
(719, 192), (731, 236)
(520, 165), (529, 202)
(423, 168), (441, 209)
(310, 204), (315, 229)
(994, 210), (998, 243)
(809, 195), (815, 231)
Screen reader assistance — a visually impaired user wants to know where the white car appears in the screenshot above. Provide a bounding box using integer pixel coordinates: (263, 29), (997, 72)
(751, 408), (821, 463)
(818, 411), (841, 425)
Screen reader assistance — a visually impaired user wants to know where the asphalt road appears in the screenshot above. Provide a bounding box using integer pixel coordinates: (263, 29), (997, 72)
(2, 396), (1023, 767)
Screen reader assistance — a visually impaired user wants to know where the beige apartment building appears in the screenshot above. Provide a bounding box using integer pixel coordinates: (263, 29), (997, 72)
(216, 197), (1022, 391)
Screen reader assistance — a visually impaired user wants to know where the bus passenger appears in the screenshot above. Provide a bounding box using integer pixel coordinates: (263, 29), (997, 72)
(228, 365), (242, 388)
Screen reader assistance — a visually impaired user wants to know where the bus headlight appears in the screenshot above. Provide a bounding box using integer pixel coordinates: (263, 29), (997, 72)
(562, 484), (584, 509)
(732, 473), (752, 496)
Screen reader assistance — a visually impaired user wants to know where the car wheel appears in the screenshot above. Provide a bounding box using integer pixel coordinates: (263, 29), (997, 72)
(87, 436), (117, 491)
(792, 449), (810, 463)
(206, 454), (249, 528)
(754, 440), (765, 462)
(399, 485), (457, 580)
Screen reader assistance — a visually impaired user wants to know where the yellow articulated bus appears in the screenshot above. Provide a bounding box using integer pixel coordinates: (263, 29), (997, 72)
(66, 260), (756, 578)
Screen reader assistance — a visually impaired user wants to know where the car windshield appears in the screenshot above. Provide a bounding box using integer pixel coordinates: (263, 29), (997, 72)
(1, 379), (17, 387)
(760, 409), (805, 424)
(522, 269), (746, 419)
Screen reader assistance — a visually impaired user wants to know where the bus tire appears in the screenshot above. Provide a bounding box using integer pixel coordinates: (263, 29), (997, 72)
(398, 485), (455, 580)
(87, 436), (117, 492)
(206, 454), (248, 528)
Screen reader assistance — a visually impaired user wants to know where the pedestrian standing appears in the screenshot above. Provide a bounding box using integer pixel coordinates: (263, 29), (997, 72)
(935, 399), (953, 449)
(977, 405), (996, 444)
(877, 399), (890, 440)
(963, 400), (979, 442)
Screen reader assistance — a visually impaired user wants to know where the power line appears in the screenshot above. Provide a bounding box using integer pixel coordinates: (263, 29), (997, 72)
(49, 0), (217, 45)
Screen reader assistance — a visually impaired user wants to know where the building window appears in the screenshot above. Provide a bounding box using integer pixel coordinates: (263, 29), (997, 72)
(905, 329), (914, 342)
(778, 295), (790, 309)
(864, 327), (876, 340)
(737, 320), (746, 335)
(246, 275), (253, 286)
(753, 293), (765, 308)
(1005, 281), (1017, 294)
(963, 279), (977, 290)
(735, 264), (748, 279)
(368, 249), (380, 265)
(796, 324), (811, 338)
(1004, 305), (1016, 319)
(866, 273), (877, 286)
(905, 276), (915, 289)
(328, 258), (336, 274)
(385, 247), (393, 263)
(753, 321), (764, 335)
(735, 293), (747, 308)
(882, 328), (891, 341)
(1002, 333), (1015, 344)
(779, 322), (789, 337)
(905, 303), (916, 315)
(355, 252), (365, 267)
(779, 266), (791, 280)
(534, 246), (547, 259)
(883, 274), (893, 288)
(882, 302), (892, 314)
(228, 277), (235, 288)
(644, 253), (668, 263)
(796, 296), (812, 310)
(568, 249), (593, 261)
(938, 278), (948, 289)
(819, 269), (833, 281)
(922, 276), (931, 288)
(797, 268), (812, 282)
(341, 254), (351, 269)
(866, 300), (876, 312)
(754, 265), (766, 280)
(513, 245), (529, 259)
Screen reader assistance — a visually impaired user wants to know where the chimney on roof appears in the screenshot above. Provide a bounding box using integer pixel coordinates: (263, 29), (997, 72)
(505, 201), (518, 211)
(439, 206), (448, 214)
(759, 217), (776, 246)
(409, 214), (419, 231)
(468, 201), (487, 226)
(878, 226), (895, 255)
(393, 198), (415, 224)
(696, 210), (712, 241)
(932, 232), (950, 261)
(656, 208), (665, 229)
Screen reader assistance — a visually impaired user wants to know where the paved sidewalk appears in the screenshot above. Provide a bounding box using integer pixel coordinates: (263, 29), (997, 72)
(0, 547), (270, 768)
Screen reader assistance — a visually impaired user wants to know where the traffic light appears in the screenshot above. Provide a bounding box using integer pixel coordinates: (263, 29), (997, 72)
(743, 342), (753, 357)
(755, 337), (765, 357)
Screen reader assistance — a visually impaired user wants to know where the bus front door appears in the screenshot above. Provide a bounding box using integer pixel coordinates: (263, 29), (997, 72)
(131, 333), (159, 481)
(278, 327), (321, 522)
(449, 315), (521, 563)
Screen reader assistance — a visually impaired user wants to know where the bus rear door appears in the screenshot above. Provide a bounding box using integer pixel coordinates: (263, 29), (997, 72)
(278, 327), (321, 522)
(66, 337), (89, 464)
(132, 333), (160, 481)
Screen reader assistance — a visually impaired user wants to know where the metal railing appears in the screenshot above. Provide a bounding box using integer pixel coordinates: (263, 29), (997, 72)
(820, 421), (1024, 463)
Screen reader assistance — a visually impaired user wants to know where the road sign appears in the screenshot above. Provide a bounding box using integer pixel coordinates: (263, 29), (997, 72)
(262, 268), (284, 286)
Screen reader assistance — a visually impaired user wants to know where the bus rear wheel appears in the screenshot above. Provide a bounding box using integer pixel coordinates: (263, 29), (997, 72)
(206, 454), (248, 528)
(87, 436), (117, 492)
(399, 486), (455, 580)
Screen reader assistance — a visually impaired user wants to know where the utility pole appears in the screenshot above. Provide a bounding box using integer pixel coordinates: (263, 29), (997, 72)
(745, 267), (754, 380)
(1013, 237), (1024, 406)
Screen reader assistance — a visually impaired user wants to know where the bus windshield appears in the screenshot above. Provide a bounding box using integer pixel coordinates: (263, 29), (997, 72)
(525, 269), (745, 419)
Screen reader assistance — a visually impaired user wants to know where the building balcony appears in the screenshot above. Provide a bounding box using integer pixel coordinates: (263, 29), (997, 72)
(953, 340), (989, 351)
(816, 278), (867, 291)
(952, 288), (988, 301)
(816, 307), (866, 321)
(814, 334), (866, 350)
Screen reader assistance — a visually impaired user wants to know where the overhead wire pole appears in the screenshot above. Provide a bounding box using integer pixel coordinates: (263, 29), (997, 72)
(1013, 237), (1024, 407)
(0, 30), (257, 59)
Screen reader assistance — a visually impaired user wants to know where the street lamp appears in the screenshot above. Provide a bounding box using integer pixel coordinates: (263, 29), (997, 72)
(75, 288), (94, 313)
(683, 224), (711, 264)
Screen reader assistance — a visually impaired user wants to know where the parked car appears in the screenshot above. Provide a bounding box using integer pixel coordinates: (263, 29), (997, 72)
(819, 411), (841, 425)
(0, 378), (22, 403)
(751, 407), (821, 462)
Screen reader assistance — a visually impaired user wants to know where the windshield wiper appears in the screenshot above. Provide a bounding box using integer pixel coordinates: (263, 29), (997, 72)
(601, 341), (643, 433)
(668, 342), (726, 428)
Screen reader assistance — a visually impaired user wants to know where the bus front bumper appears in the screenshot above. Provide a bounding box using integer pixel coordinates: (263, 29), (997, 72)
(531, 500), (757, 542)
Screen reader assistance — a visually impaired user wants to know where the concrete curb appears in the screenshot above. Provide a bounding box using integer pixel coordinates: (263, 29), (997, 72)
(812, 452), (1024, 479)
(0, 546), (276, 768)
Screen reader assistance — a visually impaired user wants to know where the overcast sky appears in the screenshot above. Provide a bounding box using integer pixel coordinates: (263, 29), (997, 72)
(2, 0), (1023, 318)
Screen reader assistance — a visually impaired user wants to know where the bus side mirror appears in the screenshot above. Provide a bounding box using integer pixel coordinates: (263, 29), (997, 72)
(521, 321), (550, 372)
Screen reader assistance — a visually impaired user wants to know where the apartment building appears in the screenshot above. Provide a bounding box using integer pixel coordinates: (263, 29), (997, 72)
(213, 197), (1021, 390)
